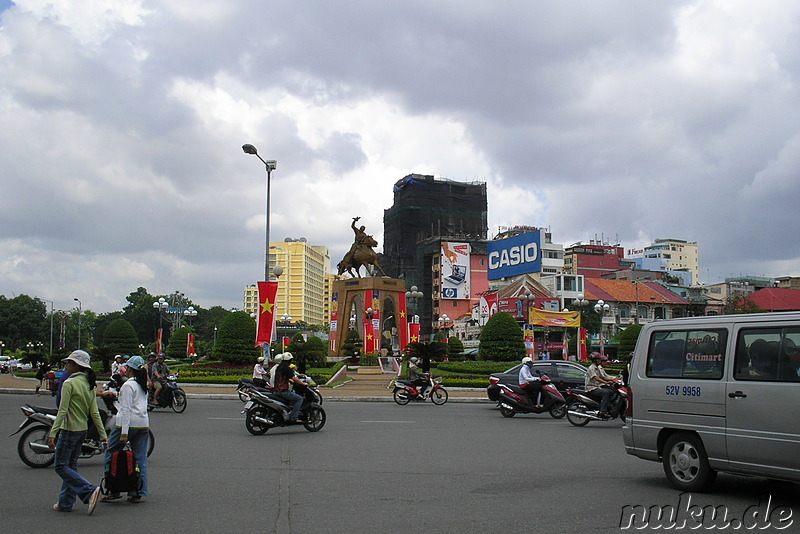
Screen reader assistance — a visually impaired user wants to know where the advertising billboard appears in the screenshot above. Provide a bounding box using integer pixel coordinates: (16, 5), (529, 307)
(487, 230), (541, 280)
(440, 241), (470, 300)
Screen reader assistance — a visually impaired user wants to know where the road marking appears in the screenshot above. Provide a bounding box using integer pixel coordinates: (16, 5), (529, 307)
(362, 420), (415, 423)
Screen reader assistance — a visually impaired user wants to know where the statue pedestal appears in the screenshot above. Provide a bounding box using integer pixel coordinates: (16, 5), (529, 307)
(329, 277), (410, 357)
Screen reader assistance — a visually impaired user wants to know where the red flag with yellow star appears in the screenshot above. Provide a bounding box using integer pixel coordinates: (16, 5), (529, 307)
(255, 281), (278, 346)
(398, 291), (409, 350)
(408, 322), (420, 344)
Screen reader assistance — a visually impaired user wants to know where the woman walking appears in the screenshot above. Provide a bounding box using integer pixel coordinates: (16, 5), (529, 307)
(47, 350), (106, 514)
(102, 355), (150, 503)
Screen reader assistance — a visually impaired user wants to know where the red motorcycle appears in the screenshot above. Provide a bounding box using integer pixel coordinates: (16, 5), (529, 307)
(391, 375), (448, 405)
(497, 373), (567, 419)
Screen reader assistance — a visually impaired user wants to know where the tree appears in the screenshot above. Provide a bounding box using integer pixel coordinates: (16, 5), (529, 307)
(723, 297), (766, 315)
(478, 312), (525, 361)
(166, 326), (191, 360)
(615, 324), (643, 359)
(447, 336), (464, 359)
(102, 318), (140, 371)
(0, 294), (49, 350)
(94, 311), (124, 347)
(341, 330), (362, 357)
(213, 311), (260, 364)
(122, 287), (160, 345)
(287, 333), (327, 373)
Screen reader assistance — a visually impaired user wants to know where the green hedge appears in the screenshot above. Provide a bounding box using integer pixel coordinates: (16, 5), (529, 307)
(434, 361), (518, 374)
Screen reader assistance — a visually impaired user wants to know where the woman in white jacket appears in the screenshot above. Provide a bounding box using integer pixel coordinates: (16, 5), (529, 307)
(101, 355), (150, 503)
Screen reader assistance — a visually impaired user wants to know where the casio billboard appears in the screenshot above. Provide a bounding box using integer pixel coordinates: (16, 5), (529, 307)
(487, 231), (541, 280)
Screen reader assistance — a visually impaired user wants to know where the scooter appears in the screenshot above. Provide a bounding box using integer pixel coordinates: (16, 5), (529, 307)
(497, 373), (567, 419)
(148, 374), (187, 413)
(565, 378), (628, 426)
(11, 400), (155, 468)
(242, 381), (326, 435)
(238, 374), (323, 405)
(390, 375), (448, 405)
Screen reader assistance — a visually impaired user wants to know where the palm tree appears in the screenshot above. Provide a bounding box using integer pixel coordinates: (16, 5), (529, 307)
(405, 341), (448, 373)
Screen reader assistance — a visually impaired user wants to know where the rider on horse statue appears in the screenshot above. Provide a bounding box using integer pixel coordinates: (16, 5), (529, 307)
(338, 216), (387, 278)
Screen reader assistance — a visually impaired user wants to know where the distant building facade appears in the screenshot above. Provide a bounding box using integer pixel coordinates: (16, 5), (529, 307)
(627, 238), (699, 285)
(243, 239), (330, 325)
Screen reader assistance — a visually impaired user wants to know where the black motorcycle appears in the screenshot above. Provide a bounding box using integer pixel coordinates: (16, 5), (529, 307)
(12, 402), (155, 468)
(237, 373), (323, 405)
(149, 374), (187, 413)
(243, 381), (325, 435)
(565, 379), (629, 426)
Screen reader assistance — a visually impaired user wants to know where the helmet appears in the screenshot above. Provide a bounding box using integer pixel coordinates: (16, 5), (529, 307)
(409, 357), (418, 363)
(591, 352), (608, 362)
(282, 352), (294, 361)
(522, 356), (533, 364)
(257, 356), (265, 362)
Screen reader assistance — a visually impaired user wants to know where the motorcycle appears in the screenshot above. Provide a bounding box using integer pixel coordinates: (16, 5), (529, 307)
(11, 400), (155, 468)
(242, 380), (326, 435)
(237, 373), (323, 405)
(148, 373), (187, 413)
(565, 379), (628, 426)
(390, 375), (448, 405)
(497, 372), (567, 419)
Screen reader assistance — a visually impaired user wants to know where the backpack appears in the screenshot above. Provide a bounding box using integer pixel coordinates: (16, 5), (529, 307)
(102, 447), (142, 495)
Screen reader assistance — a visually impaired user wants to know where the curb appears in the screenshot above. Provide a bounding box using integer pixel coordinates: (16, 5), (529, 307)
(0, 388), (493, 403)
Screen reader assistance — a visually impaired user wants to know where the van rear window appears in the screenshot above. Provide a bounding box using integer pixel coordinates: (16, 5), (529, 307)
(646, 329), (727, 379)
(734, 327), (800, 382)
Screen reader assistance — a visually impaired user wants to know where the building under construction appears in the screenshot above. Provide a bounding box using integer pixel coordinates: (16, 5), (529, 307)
(382, 174), (488, 337)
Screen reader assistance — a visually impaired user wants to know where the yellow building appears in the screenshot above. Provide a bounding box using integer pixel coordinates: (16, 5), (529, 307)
(243, 239), (331, 325)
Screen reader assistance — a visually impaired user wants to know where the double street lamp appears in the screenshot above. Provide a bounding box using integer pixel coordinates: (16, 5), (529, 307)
(594, 299), (611, 357)
(242, 144), (278, 281)
(405, 286), (423, 324)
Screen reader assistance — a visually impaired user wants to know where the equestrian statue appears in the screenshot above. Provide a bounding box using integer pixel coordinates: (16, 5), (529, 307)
(337, 216), (387, 278)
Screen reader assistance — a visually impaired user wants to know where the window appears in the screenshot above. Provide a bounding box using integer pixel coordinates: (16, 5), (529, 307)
(556, 364), (587, 380)
(646, 329), (727, 379)
(734, 327), (800, 382)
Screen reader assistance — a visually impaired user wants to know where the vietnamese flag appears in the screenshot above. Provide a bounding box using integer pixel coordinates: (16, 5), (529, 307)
(408, 322), (420, 344)
(578, 327), (588, 362)
(398, 292), (409, 350)
(186, 333), (196, 357)
(255, 281), (278, 346)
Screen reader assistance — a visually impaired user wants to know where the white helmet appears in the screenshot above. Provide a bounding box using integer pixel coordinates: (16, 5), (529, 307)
(409, 356), (419, 363)
(522, 356), (533, 364)
(282, 352), (294, 361)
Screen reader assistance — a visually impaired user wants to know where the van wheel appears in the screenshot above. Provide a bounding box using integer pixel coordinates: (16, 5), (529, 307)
(662, 432), (716, 491)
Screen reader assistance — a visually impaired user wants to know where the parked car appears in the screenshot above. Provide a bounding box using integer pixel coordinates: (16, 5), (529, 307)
(487, 360), (588, 401)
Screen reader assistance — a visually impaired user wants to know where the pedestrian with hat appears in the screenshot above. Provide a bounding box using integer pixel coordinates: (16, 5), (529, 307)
(47, 350), (106, 514)
(102, 355), (150, 504)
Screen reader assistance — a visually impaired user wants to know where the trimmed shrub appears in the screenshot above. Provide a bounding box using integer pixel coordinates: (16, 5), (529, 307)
(477, 312), (526, 361)
(212, 311), (260, 365)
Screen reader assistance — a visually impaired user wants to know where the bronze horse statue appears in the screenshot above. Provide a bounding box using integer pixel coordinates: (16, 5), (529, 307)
(337, 234), (387, 278)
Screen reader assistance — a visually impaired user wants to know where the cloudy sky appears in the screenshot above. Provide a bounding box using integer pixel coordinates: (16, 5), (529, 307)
(2, 1), (799, 314)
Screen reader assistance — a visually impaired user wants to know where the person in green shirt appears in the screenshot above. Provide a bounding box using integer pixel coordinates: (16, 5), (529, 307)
(47, 350), (106, 514)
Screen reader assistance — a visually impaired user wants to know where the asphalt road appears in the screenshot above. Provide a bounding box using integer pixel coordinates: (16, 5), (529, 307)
(1, 394), (798, 533)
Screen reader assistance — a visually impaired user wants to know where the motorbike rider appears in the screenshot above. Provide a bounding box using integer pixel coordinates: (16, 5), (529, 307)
(518, 356), (543, 409)
(586, 353), (615, 418)
(272, 354), (305, 424)
(150, 354), (170, 406)
(407, 356), (430, 397)
(252, 356), (268, 387)
(268, 353), (284, 387)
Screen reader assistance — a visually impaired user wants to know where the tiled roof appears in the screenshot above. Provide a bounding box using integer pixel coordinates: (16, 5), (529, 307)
(744, 288), (800, 311)
(584, 279), (688, 305)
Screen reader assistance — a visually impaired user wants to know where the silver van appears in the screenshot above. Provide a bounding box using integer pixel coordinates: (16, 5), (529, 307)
(622, 312), (800, 491)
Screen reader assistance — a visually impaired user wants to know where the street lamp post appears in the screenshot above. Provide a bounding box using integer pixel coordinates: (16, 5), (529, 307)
(0, 341), (4, 356)
(73, 298), (82, 350)
(152, 297), (168, 355)
(594, 299), (611, 357)
(183, 306), (198, 328)
(242, 143), (277, 281)
(405, 286), (423, 324)
(437, 314), (451, 340)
